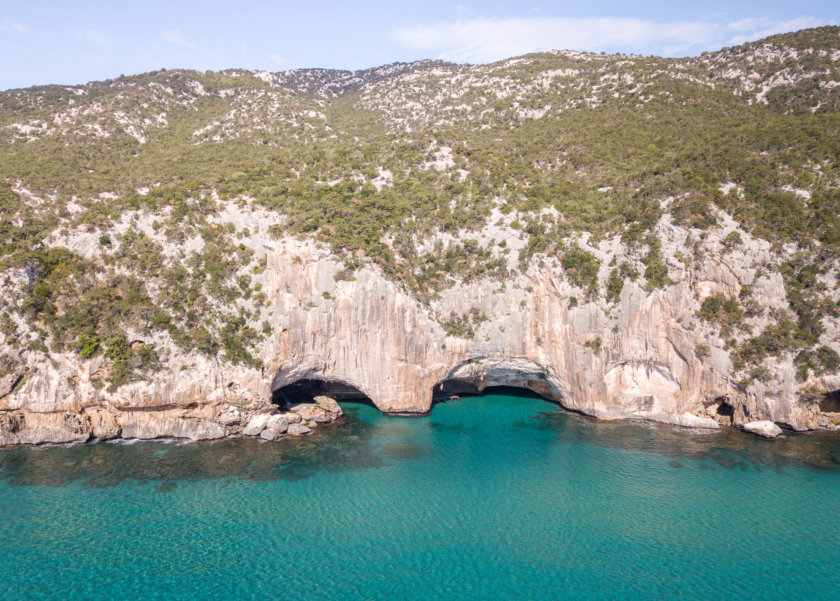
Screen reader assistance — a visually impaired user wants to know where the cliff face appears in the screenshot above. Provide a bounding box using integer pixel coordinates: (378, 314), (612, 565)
(1, 205), (837, 446)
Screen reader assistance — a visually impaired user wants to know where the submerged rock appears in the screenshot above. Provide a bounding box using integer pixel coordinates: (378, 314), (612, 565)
(288, 424), (312, 436)
(743, 421), (784, 439)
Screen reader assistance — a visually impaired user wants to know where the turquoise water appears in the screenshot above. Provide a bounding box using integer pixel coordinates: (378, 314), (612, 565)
(1, 390), (840, 600)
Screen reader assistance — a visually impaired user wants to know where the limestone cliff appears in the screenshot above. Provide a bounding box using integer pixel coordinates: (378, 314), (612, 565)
(1, 202), (837, 446)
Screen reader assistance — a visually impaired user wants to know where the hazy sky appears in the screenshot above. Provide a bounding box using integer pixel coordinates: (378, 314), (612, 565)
(0, 1), (837, 90)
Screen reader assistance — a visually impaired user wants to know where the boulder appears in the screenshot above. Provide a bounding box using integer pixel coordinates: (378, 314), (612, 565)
(243, 414), (270, 436)
(743, 421), (783, 439)
(287, 424), (312, 436)
(260, 428), (279, 441)
(265, 415), (289, 433)
(292, 396), (345, 423)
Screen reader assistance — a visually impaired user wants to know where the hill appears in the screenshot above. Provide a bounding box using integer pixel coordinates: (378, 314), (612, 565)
(1, 26), (839, 444)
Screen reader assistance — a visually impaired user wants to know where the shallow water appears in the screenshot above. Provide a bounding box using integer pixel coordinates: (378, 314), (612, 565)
(1, 390), (839, 600)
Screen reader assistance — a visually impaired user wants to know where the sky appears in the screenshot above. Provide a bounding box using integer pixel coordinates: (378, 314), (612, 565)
(0, 1), (837, 90)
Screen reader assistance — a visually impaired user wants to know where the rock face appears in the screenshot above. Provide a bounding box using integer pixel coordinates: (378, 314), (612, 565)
(0, 29), (839, 447)
(0, 230), (837, 446)
(743, 421), (784, 439)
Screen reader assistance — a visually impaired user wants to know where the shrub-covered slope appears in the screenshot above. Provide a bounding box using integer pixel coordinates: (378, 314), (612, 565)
(1, 26), (839, 440)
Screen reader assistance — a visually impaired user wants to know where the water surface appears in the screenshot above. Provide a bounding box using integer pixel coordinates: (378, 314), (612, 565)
(1, 390), (839, 600)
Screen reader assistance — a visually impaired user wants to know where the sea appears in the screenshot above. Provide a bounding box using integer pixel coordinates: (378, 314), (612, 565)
(1, 389), (838, 600)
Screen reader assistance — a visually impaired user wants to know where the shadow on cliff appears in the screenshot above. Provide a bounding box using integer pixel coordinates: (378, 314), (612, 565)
(272, 378), (378, 409)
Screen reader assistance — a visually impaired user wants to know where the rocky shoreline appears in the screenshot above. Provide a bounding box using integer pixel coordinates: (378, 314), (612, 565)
(2, 390), (836, 448)
(0, 395), (345, 448)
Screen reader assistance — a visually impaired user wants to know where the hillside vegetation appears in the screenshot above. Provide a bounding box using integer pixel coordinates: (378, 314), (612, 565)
(1, 26), (839, 392)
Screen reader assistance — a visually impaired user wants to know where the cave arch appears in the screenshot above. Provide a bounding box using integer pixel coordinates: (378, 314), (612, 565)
(270, 368), (376, 410)
(272, 379), (373, 408)
(432, 356), (567, 406)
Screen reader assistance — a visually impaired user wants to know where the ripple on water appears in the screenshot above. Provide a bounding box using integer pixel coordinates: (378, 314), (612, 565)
(0, 393), (839, 601)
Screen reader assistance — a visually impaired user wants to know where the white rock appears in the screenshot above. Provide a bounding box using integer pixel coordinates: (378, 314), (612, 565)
(743, 421), (783, 439)
(243, 414), (270, 436)
(678, 412), (720, 429)
(265, 415), (289, 433)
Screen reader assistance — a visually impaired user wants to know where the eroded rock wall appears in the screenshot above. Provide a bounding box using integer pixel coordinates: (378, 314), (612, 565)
(1, 215), (838, 445)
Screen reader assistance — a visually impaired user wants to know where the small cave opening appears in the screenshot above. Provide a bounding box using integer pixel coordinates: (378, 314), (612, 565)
(712, 397), (736, 425)
(271, 379), (373, 410)
(716, 400), (735, 419)
(819, 390), (840, 413)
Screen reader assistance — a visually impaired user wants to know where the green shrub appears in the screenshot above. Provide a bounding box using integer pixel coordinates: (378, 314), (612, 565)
(641, 237), (671, 291)
(606, 267), (624, 303)
(698, 293), (745, 336)
(561, 245), (600, 295)
(722, 231), (743, 248)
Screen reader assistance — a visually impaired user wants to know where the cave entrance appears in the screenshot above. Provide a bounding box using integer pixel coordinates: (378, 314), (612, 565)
(432, 358), (564, 409)
(716, 400), (735, 417)
(819, 390), (840, 413)
(271, 379), (372, 409)
(710, 397), (736, 425)
(432, 380), (560, 407)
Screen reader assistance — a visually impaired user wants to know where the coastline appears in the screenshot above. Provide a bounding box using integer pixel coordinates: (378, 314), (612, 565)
(2, 391), (836, 449)
(0, 395), (346, 448)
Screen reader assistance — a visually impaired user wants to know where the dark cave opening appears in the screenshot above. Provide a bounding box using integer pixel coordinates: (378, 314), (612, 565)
(716, 401), (735, 418)
(271, 379), (373, 409)
(432, 380), (557, 405)
(433, 378), (482, 399)
(819, 390), (840, 413)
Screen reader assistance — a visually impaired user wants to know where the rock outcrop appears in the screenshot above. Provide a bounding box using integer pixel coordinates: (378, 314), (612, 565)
(1, 227), (833, 446)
